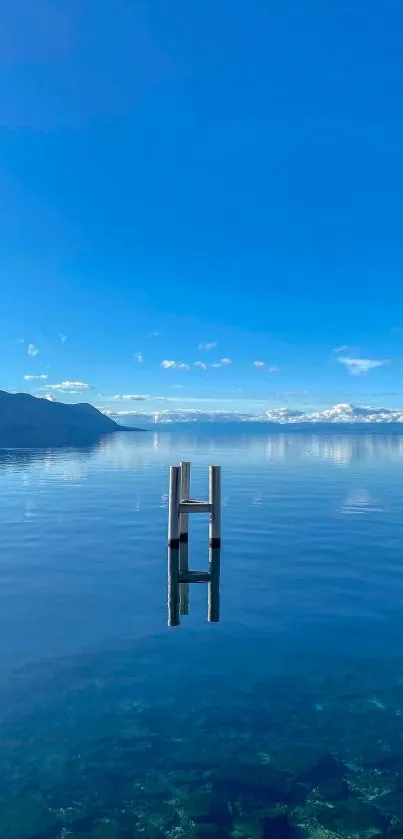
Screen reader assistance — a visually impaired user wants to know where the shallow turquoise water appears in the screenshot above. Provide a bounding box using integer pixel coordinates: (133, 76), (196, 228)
(1, 431), (403, 838)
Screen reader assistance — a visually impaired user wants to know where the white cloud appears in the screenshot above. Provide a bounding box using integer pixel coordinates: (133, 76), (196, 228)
(338, 357), (388, 375)
(108, 408), (257, 424)
(134, 352), (143, 363)
(110, 394), (167, 402)
(47, 381), (91, 392)
(161, 360), (190, 370)
(282, 390), (308, 397)
(211, 359), (232, 368)
(60, 334), (67, 343)
(104, 402), (403, 425)
(27, 343), (39, 357)
(149, 331), (159, 337)
(198, 342), (217, 351)
(43, 394), (56, 401)
(114, 394), (149, 401)
(195, 360), (230, 369)
(265, 402), (403, 424)
(173, 384), (184, 389)
(194, 357), (232, 370)
(24, 373), (48, 380)
(333, 344), (348, 353)
(253, 360), (279, 372)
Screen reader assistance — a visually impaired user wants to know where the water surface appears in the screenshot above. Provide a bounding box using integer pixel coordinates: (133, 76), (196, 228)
(1, 431), (403, 838)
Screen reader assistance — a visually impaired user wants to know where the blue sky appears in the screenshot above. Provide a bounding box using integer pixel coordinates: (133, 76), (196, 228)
(1, 0), (403, 419)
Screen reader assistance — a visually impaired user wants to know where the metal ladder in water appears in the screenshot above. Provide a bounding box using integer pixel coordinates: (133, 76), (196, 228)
(167, 461), (221, 626)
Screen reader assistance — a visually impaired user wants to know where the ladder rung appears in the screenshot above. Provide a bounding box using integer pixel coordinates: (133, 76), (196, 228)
(179, 571), (211, 583)
(178, 500), (212, 514)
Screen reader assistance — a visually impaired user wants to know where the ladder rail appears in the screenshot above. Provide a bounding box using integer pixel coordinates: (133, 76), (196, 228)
(167, 461), (222, 627)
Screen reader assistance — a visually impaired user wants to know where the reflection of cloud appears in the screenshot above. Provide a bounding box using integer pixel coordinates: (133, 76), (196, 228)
(308, 437), (353, 466)
(252, 494), (266, 506)
(265, 437), (286, 460)
(0, 449), (94, 482)
(20, 428), (400, 472)
(262, 435), (353, 465)
(340, 489), (384, 515)
(24, 500), (36, 522)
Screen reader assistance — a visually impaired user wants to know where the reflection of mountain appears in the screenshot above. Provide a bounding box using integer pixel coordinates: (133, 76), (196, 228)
(2, 417), (403, 471)
(0, 390), (142, 447)
(0, 443), (100, 472)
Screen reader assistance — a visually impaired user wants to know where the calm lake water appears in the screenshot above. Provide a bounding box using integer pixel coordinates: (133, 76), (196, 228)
(1, 430), (403, 838)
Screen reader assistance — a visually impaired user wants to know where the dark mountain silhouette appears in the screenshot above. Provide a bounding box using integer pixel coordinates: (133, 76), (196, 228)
(0, 390), (142, 447)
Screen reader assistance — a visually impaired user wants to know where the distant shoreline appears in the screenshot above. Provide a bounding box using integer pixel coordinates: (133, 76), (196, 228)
(117, 422), (403, 435)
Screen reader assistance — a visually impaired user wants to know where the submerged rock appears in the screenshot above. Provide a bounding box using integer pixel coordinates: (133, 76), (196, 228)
(297, 753), (347, 787)
(232, 812), (292, 839)
(193, 824), (227, 836)
(74, 825), (121, 839)
(214, 765), (289, 806)
(262, 812), (293, 839)
(375, 788), (403, 823)
(232, 817), (261, 839)
(316, 797), (387, 836)
(193, 825), (229, 839)
(287, 782), (310, 807)
(317, 777), (352, 801)
(0, 798), (60, 839)
(185, 791), (231, 825)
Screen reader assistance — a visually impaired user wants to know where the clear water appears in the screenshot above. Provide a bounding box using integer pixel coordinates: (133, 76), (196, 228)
(1, 431), (403, 838)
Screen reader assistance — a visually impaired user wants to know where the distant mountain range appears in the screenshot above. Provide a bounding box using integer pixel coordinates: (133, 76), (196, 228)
(0, 390), (143, 447)
(107, 402), (403, 426)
